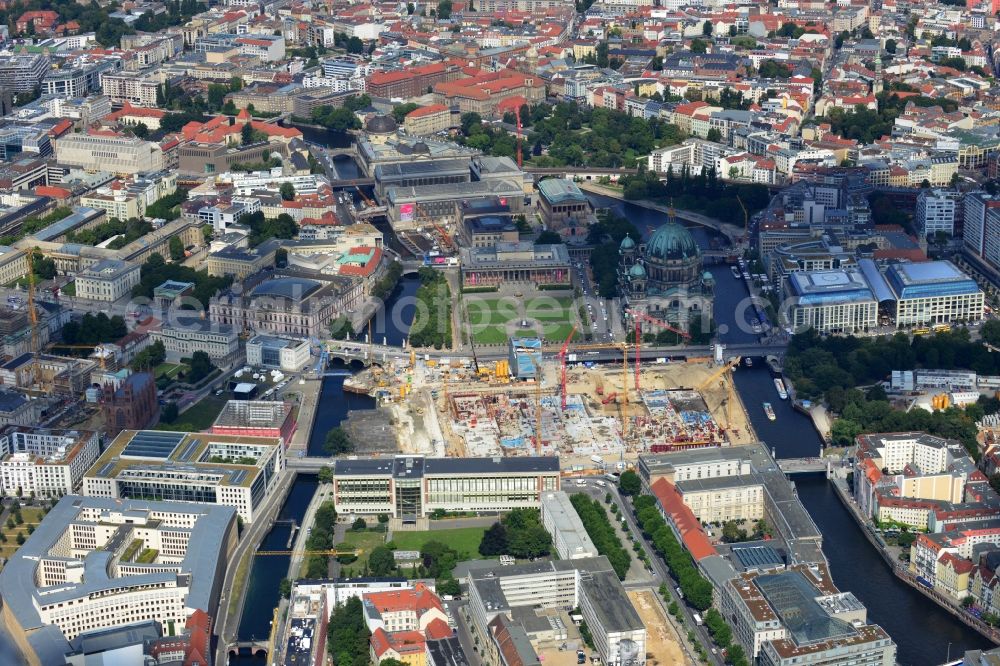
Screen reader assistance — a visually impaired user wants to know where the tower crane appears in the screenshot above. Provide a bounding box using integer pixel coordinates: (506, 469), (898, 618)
(567, 342), (634, 440)
(627, 309), (691, 391)
(558, 324), (578, 410)
(695, 357), (741, 433)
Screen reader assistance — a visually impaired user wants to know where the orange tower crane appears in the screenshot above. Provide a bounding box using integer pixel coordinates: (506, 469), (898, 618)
(558, 324), (579, 410)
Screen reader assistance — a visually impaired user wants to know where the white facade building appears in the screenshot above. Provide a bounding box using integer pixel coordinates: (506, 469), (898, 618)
(74, 259), (141, 302)
(916, 189), (959, 238)
(0, 428), (100, 498)
(540, 491), (599, 559)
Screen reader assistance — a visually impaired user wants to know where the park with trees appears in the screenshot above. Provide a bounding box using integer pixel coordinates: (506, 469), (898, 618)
(477, 508), (552, 559)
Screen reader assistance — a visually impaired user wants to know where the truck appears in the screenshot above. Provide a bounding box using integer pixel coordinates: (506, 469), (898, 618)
(692, 613), (703, 626)
(590, 455), (604, 465)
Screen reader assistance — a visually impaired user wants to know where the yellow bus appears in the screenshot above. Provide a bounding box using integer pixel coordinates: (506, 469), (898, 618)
(913, 328), (930, 336)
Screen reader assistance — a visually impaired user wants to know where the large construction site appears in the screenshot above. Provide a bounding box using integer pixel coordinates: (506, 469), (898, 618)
(353, 347), (755, 467)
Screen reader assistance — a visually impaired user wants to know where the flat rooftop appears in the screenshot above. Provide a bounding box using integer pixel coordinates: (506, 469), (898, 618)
(334, 455), (560, 477)
(87, 429), (282, 488)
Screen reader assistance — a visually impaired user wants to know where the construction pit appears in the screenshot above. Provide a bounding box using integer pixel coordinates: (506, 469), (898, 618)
(394, 357), (756, 464)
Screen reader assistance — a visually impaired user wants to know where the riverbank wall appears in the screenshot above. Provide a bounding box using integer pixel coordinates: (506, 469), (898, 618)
(829, 475), (1000, 644)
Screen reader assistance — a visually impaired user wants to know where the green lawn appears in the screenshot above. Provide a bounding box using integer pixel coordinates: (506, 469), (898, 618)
(390, 526), (487, 560)
(154, 362), (188, 380)
(155, 395), (225, 432)
(467, 297), (579, 345)
(340, 529), (387, 571)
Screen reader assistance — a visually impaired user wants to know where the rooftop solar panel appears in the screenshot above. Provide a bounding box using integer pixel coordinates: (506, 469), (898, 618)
(230, 470), (247, 485)
(121, 432), (185, 460)
(97, 462), (117, 478)
(176, 438), (200, 463)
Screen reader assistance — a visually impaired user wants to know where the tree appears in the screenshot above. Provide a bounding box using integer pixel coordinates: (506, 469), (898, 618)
(885, 39), (897, 55)
(280, 182), (296, 201)
(31, 251), (56, 279)
(535, 230), (562, 244)
(188, 351), (215, 384)
(437, 576), (460, 596)
(347, 36), (364, 54)
(325, 427), (353, 455)
(706, 128), (722, 143)
(169, 235), (185, 261)
(369, 546), (397, 576)
(702, 21), (713, 36)
(479, 522), (509, 556)
(690, 38), (708, 54)
(352, 517), (367, 531)
(437, 0), (452, 18)
(241, 122), (255, 146)
(619, 470), (641, 496)
(161, 402), (179, 423)
(279, 578), (292, 598)
(318, 466), (333, 483)
(16, 533), (25, 545)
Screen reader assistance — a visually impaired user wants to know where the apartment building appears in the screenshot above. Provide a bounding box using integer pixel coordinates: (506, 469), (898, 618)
(332, 455), (560, 521)
(0, 496), (236, 666)
(367, 63), (462, 100)
(0, 427), (99, 498)
(638, 447), (753, 487)
(403, 104), (453, 136)
(54, 134), (165, 175)
(674, 475), (765, 523)
(100, 70), (161, 107)
(82, 430), (286, 523)
(74, 259), (141, 302)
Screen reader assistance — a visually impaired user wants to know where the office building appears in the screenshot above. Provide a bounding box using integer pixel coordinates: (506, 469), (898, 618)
(0, 53), (50, 92)
(0, 427), (99, 498)
(539, 491), (598, 560)
(54, 134), (165, 175)
(883, 260), (984, 327)
(916, 189), (959, 239)
(332, 455), (560, 522)
(83, 429), (286, 522)
(210, 400), (296, 443)
(148, 318), (241, 367)
(0, 496), (236, 666)
(466, 557), (645, 666)
(782, 269), (878, 333)
(73, 259), (141, 302)
(638, 447), (752, 487)
(720, 564), (895, 665)
(674, 475), (765, 523)
(246, 334), (312, 372)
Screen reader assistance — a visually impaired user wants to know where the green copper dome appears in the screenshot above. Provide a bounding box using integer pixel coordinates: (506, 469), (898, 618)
(620, 234), (636, 250)
(646, 222), (699, 261)
(629, 263), (646, 278)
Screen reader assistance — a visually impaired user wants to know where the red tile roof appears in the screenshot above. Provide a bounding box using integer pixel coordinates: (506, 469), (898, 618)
(650, 478), (716, 561)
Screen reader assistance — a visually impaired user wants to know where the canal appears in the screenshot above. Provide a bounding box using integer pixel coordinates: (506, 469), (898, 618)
(230, 270), (418, 662)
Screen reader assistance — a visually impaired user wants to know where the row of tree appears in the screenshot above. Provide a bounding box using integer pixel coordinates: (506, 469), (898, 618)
(633, 494), (714, 610)
(305, 501), (338, 579)
(704, 608), (749, 666)
(569, 493), (632, 580)
(409, 268), (452, 349)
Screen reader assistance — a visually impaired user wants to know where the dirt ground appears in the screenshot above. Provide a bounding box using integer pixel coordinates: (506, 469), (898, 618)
(559, 360), (754, 446)
(628, 589), (692, 666)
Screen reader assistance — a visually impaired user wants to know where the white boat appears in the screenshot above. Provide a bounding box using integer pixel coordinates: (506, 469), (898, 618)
(745, 357), (753, 367)
(731, 266), (741, 278)
(774, 378), (788, 400)
(763, 402), (776, 421)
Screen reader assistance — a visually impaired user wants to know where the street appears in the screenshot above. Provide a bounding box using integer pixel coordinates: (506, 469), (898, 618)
(571, 477), (723, 666)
